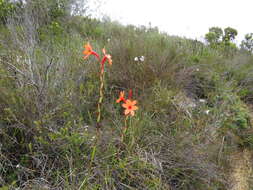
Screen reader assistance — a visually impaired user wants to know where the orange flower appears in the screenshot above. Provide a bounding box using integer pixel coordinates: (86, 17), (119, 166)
(83, 42), (99, 60)
(122, 99), (138, 116)
(116, 91), (126, 103)
(101, 48), (112, 66)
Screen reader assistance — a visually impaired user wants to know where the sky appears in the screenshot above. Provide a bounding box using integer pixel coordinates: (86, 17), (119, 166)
(100, 0), (253, 44)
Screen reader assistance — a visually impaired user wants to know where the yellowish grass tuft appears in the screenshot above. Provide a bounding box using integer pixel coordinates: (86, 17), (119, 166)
(230, 148), (252, 190)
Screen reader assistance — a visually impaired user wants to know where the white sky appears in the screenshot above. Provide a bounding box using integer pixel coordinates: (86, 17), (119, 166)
(101, 0), (253, 44)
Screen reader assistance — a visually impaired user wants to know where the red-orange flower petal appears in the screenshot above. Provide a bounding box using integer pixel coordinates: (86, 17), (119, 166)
(130, 110), (135, 116)
(132, 100), (137, 105)
(131, 105), (138, 111)
(124, 109), (131, 115)
(116, 91), (125, 103)
(101, 48), (112, 65)
(122, 99), (138, 116)
(83, 43), (100, 60)
(124, 110), (135, 116)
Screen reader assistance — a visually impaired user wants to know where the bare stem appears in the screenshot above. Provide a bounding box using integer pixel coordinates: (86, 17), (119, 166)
(96, 64), (105, 129)
(121, 116), (129, 143)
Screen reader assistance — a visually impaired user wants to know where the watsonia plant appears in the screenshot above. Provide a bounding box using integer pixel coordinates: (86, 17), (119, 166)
(82, 42), (112, 129)
(79, 42), (141, 189)
(81, 42), (113, 186)
(116, 90), (138, 142)
(82, 43), (139, 151)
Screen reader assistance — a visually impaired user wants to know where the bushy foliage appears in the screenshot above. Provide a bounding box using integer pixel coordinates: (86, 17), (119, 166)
(205, 27), (223, 46)
(1, 6), (253, 190)
(0, 0), (17, 24)
(223, 27), (238, 42)
(205, 26), (238, 56)
(241, 33), (253, 53)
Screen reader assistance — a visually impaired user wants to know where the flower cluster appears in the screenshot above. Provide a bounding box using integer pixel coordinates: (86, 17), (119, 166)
(83, 43), (112, 70)
(82, 42), (139, 119)
(116, 90), (138, 116)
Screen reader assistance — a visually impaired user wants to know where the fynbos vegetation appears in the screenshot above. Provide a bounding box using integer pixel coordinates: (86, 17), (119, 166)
(0, 0), (253, 189)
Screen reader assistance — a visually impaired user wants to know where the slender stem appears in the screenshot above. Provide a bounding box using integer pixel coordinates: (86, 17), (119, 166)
(121, 115), (129, 142)
(89, 64), (105, 173)
(80, 63), (105, 189)
(96, 64), (105, 129)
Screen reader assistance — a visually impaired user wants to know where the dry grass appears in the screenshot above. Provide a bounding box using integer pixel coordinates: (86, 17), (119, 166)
(229, 149), (252, 190)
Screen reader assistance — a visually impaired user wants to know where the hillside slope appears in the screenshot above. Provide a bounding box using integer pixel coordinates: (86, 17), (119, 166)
(1, 7), (253, 189)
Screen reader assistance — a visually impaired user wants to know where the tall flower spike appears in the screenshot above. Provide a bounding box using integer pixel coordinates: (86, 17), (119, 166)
(101, 48), (112, 66)
(83, 42), (100, 60)
(116, 91), (126, 103)
(122, 99), (138, 116)
(128, 89), (133, 100)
